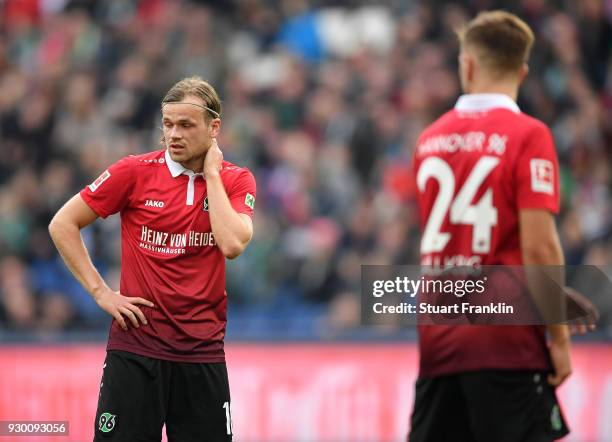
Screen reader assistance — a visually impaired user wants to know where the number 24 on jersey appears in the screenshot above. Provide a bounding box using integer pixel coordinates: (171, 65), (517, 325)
(417, 156), (500, 255)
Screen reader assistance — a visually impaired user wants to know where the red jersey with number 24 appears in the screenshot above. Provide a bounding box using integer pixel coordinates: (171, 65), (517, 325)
(412, 94), (560, 378)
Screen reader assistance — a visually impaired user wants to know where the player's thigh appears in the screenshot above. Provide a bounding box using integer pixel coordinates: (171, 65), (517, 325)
(459, 370), (569, 442)
(93, 350), (168, 442)
(166, 361), (232, 442)
(408, 374), (473, 442)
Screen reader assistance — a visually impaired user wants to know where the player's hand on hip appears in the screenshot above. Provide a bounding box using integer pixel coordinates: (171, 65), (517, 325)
(204, 138), (223, 178)
(93, 286), (155, 331)
(547, 338), (572, 387)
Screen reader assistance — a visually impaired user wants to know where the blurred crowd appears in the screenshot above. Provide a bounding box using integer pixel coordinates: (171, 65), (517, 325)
(0, 0), (610, 336)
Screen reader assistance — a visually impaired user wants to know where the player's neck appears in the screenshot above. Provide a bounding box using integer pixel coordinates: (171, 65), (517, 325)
(466, 79), (519, 102)
(180, 157), (205, 174)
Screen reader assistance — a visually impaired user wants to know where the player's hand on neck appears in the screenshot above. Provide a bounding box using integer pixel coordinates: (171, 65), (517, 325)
(204, 138), (223, 178)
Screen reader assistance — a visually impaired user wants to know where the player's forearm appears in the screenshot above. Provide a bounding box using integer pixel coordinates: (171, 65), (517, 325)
(521, 231), (564, 267)
(546, 324), (570, 344)
(206, 173), (252, 259)
(48, 218), (109, 297)
(521, 224), (568, 342)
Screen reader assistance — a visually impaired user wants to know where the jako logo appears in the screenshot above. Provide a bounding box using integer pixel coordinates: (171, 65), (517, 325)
(145, 200), (165, 208)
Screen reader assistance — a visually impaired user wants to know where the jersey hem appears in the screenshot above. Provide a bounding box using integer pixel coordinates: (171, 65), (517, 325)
(419, 360), (551, 379)
(107, 342), (226, 363)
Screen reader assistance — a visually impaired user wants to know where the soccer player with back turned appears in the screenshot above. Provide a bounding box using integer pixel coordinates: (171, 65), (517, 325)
(410, 12), (572, 442)
(49, 77), (256, 441)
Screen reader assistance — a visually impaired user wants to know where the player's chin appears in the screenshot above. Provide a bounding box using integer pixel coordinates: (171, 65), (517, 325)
(168, 147), (187, 159)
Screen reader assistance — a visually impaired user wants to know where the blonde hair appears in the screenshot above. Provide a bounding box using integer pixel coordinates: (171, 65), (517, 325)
(457, 11), (534, 74)
(162, 76), (221, 121)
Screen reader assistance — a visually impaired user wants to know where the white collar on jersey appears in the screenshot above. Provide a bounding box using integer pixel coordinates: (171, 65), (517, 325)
(164, 149), (204, 178)
(454, 93), (520, 114)
(164, 149), (204, 206)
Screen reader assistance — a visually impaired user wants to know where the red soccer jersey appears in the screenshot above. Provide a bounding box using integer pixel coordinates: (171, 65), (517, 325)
(80, 149), (256, 362)
(412, 94), (560, 377)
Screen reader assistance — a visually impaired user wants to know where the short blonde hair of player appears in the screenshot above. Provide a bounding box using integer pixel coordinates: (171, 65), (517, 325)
(457, 11), (535, 75)
(162, 76), (222, 122)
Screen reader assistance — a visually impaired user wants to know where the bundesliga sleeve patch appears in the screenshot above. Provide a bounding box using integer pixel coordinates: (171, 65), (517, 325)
(530, 159), (554, 195)
(88, 170), (111, 192)
(245, 193), (255, 209)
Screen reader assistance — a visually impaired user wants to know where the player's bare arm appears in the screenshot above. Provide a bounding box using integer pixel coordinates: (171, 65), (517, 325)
(204, 139), (253, 259)
(520, 209), (571, 387)
(49, 195), (154, 330)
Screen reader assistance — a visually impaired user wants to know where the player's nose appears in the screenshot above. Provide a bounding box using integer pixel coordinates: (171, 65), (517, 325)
(169, 126), (182, 140)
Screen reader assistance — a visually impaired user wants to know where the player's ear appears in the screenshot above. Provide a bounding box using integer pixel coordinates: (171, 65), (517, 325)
(208, 118), (221, 138)
(458, 51), (466, 72)
(518, 63), (529, 85)
(466, 54), (475, 83)
(458, 51), (474, 86)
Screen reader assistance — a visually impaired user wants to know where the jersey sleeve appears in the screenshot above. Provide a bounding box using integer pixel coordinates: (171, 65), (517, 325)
(228, 169), (256, 218)
(515, 125), (560, 214)
(79, 156), (135, 218)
